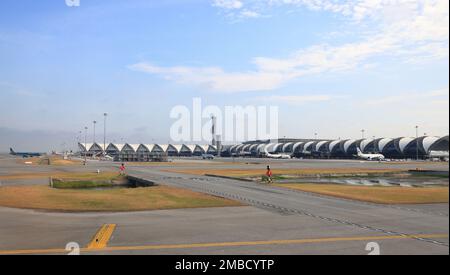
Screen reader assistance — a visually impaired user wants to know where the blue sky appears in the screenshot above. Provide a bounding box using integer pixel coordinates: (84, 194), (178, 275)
(0, 0), (448, 151)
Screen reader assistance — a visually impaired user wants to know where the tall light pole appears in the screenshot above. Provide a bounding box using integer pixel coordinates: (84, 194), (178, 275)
(76, 131), (82, 153)
(415, 125), (419, 161)
(103, 113), (108, 155)
(77, 131), (82, 144)
(84, 126), (88, 163)
(93, 121), (97, 143)
(361, 129), (365, 139)
(314, 133), (318, 140)
(372, 136), (376, 153)
(211, 115), (216, 146)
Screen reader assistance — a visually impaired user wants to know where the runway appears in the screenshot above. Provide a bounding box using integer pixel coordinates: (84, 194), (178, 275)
(0, 156), (448, 255)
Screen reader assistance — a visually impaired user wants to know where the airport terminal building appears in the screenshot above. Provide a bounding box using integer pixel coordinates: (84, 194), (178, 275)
(224, 136), (449, 160)
(79, 143), (219, 162)
(78, 135), (449, 161)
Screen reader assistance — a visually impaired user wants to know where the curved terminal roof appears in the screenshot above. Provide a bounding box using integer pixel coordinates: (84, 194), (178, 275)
(172, 145), (183, 153)
(303, 141), (315, 152)
(235, 144), (246, 153)
(328, 140), (341, 152)
(106, 144), (125, 152)
(272, 143), (284, 152)
(92, 143), (107, 151)
(422, 136), (441, 152)
(199, 145), (209, 153)
(292, 142), (304, 152)
(157, 144), (170, 152)
(79, 143), (93, 152)
(138, 144), (156, 152)
(264, 143), (277, 153)
(343, 139), (357, 153)
(128, 144), (141, 152)
(282, 142), (294, 152)
(241, 144), (252, 152)
(378, 138), (393, 152)
(79, 136), (448, 159)
(185, 145), (197, 152)
(429, 135), (449, 151)
(256, 144), (267, 154)
(229, 144), (240, 153)
(360, 139), (373, 152)
(399, 137), (416, 153)
(249, 144), (260, 152)
(315, 141), (328, 152)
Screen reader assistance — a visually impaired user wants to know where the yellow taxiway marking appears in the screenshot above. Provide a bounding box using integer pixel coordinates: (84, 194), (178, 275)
(0, 234), (447, 255)
(87, 224), (116, 249)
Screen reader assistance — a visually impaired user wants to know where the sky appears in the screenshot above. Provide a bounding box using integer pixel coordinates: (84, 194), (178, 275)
(0, 0), (448, 151)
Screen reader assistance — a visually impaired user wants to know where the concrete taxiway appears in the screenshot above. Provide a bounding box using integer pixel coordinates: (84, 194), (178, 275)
(0, 156), (448, 255)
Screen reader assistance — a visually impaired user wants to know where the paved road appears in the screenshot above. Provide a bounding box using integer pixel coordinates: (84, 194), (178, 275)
(127, 168), (449, 249)
(0, 156), (448, 255)
(0, 205), (447, 255)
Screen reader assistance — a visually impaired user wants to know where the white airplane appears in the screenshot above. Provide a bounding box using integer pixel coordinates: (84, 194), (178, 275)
(264, 148), (292, 159)
(356, 148), (385, 161)
(428, 151), (449, 159)
(100, 154), (114, 161)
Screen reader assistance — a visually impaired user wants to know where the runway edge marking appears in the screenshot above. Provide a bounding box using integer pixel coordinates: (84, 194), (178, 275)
(0, 234), (447, 255)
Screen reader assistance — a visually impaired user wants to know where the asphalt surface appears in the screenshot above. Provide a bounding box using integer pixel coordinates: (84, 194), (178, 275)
(0, 155), (448, 255)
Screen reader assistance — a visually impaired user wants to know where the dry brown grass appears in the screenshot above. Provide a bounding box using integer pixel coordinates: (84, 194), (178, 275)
(51, 158), (82, 166)
(274, 183), (449, 204)
(16, 157), (41, 165)
(125, 159), (255, 167)
(17, 156), (82, 166)
(0, 185), (242, 212)
(0, 171), (118, 181)
(167, 168), (406, 178)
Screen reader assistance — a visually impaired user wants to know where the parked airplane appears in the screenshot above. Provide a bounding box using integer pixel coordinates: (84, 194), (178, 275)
(264, 148), (292, 159)
(10, 148), (44, 158)
(356, 148), (385, 161)
(103, 154), (115, 161)
(428, 151), (449, 159)
(202, 154), (215, 160)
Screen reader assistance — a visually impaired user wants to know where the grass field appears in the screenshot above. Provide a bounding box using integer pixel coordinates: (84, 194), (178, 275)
(0, 185), (242, 212)
(53, 172), (121, 181)
(274, 183), (449, 204)
(168, 168), (407, 178)
(17, 156), (82, 166)
(0, 171), (119, 181)
(123, 160), (232, 166)
(52, 180), (118, 189)
(51, 173), (128, 189)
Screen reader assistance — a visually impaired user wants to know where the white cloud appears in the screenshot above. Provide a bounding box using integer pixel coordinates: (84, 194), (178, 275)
(128, 35), (405, 93)
(257, 94), (335, 105)
(213, 0), (244, 10)
(240, 10), (261, 18)
(213, 0), (445, 23)
(129, 1), (448, 93)
(129, 62), (289, 93)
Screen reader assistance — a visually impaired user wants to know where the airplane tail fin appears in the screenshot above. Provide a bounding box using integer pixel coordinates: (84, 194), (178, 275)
(356, 147), (363, 156)
(9, 148), (15, 155)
